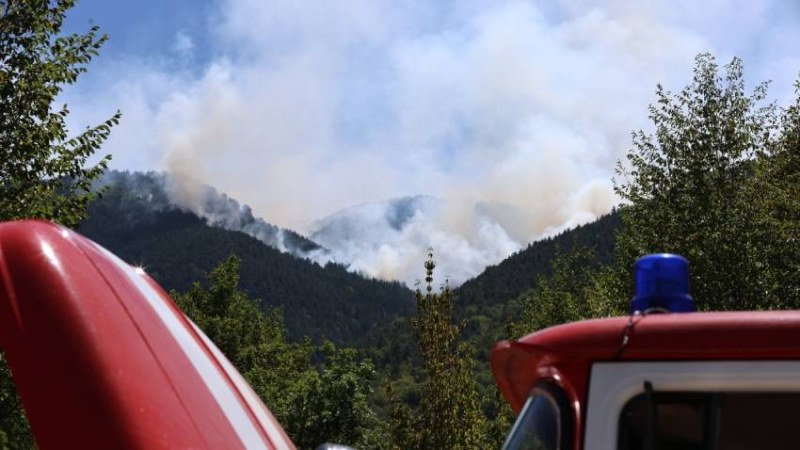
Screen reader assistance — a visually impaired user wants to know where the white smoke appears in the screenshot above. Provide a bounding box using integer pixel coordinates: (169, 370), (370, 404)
(64, 0), (800, 286)
(309, 196), (525, 286)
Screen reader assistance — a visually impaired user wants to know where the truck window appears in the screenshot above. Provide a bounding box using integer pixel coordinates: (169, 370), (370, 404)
(503, 383), (572, 450)
(618, 392), (800, 450)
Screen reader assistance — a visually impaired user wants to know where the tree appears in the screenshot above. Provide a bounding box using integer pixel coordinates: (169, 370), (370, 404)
(173, 256), (382, 450)
(510, 246), (611, 338)
(392, 251), (487, 449)
(613, 54), (785, 311)
(743, 78), (800, 306)
(1, 1), (119, 446)
(0, 0), (120, 227)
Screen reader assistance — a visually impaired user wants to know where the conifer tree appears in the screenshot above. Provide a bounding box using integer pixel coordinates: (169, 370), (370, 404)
(510, 246), (609, 337)
(395, 251), (487, 449)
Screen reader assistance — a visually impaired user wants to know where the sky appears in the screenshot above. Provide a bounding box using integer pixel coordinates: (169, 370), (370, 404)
(60, 0), (800, 285)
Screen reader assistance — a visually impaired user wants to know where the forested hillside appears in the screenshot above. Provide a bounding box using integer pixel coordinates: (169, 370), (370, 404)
(80, 182), (415, 344)
(455, 211), (620, 314)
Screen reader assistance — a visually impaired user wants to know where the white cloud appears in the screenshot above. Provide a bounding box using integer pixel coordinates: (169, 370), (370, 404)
(171, 30), (194, 59)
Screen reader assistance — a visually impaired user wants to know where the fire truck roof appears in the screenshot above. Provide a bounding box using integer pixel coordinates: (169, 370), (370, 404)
(492, 310), (800, 412)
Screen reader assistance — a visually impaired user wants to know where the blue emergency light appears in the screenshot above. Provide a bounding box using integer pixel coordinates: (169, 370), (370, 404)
(630, 253), (694, 313)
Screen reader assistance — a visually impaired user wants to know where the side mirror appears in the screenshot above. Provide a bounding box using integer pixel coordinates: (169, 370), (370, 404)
(315, 444), (356, 450)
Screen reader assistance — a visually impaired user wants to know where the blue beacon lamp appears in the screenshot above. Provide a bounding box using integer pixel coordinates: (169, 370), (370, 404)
(630, 253), (694, 314)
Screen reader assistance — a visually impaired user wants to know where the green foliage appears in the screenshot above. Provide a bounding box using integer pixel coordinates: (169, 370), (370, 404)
(0, 1), (119, 446)
(455, 212), (620, 317)
(173, 256), (382, 450)
(514, 57), (800, 335)
(510, 246), (613, 338)
(391, 252), (488, 449)
(0, 361), (31, 450)
(0, 0), (120, 227)
(5, 50), (799, 449)
(283, 343), (385, 450)
(452, 213), (621, 365)
(742, 79), (800, 306)
(613, 53), (800, 311)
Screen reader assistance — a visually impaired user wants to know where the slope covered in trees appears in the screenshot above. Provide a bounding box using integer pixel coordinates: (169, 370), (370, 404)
(172, 256), (385, 449)
(455, 211), (620, 313)
(80, 181), (415, 345)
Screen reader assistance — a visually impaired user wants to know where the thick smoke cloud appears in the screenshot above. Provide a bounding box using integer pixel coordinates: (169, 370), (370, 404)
(64, 0), (800, 286)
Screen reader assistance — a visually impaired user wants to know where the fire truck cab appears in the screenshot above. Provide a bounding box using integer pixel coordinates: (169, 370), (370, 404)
(492, 254), (800, 450)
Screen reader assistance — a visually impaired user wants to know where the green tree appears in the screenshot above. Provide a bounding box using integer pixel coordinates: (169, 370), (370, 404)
(393, 252), (487, 449)
(0, 362), (30, 450)
(1, 0), (120, 227)
(284, 342), (385, 450)
(1, 1), (119, 446)
(510, 246), (611, 338)
(613, 53), (784, 311)
(743, 78), (800, 306)
(173, 256), (382, 450)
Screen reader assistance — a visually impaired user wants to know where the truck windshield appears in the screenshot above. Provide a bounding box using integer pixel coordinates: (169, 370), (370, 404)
(503, 384), (571, 450)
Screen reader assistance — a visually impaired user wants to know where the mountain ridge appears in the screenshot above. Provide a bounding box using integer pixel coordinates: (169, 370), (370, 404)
(80, 172), (415, 345)
(81, 170), (620, 352)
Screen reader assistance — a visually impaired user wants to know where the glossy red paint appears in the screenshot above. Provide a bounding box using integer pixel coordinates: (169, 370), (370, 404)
(491, 310), (800, 448)
(0, 220), (296, 449)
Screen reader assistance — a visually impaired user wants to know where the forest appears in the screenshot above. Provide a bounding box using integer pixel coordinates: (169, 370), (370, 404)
(2, 1), (800, 449)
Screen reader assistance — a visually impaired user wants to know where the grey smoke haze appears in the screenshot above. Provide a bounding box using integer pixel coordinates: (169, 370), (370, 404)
(65, 0), (800, 285)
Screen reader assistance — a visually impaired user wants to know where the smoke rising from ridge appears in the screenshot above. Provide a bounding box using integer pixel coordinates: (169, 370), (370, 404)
(65, 0), (800, 285)
(97, 171), (331, 262)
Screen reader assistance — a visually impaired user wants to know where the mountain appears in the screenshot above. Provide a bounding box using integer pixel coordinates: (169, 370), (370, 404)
(93, 171), (332, 261)
(311, 196), (439, 249)
(455, 210), (621, 314)
(80, 171), (415, 345)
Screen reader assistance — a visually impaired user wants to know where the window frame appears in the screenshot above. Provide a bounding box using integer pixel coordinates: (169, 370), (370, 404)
(502, 380), (574, 450)
(583, 361), (800, 450)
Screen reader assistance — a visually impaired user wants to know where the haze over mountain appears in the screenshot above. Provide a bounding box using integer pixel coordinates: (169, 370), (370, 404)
(311, 195), (527, 286)
(93, 171), (611, 287)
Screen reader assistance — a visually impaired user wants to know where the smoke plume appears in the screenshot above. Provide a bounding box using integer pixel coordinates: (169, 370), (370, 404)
(64, 0), (800, 285)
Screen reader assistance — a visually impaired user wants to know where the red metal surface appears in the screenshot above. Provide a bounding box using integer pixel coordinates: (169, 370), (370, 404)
(0, 220), (295, 449)
(491, 310), (800, 448)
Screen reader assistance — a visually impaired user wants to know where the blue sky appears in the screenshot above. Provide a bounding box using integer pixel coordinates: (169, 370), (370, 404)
(64, 0), (214, 63)
(59, 0), (800, 283)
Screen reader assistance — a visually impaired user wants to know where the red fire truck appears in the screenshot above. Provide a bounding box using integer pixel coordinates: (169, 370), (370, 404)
(492, 253), (800, 450)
